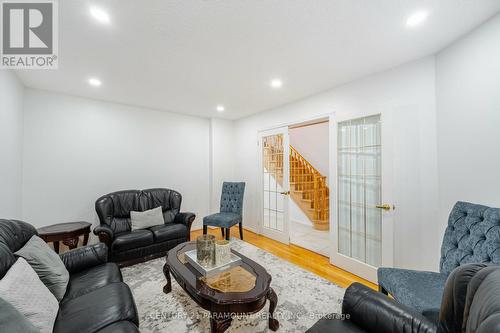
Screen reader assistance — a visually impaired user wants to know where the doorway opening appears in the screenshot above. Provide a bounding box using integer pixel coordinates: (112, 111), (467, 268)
(288, 120), (330, 256)
(259, 119), (331, 255)
(259, 113), (391, 282)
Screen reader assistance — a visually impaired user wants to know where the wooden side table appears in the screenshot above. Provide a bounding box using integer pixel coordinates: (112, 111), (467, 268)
(38, 222), (92, 254)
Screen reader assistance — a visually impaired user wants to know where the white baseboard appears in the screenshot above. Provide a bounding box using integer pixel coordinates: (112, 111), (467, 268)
(244, 225), (259, 234)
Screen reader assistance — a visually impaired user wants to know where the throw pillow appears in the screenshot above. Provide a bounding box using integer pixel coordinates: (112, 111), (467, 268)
(131, 206), (165, 230)
(0, 297), (39, 333)
(15, 235), (69, 301)
(0, 258), (58, 333)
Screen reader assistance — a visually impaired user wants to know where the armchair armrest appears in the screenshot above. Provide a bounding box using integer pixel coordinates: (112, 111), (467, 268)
(59, 243), (108, 274)
(93, 224), (114, 248)
(174, 212), (196, 240)
(342, 283), (436, 333)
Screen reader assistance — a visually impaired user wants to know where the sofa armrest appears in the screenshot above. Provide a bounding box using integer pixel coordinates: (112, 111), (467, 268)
(93, 224), (114, 248)
(174, 212), (196, 240)
(59, 243), (108, 274)
(343, 283), (436, 333)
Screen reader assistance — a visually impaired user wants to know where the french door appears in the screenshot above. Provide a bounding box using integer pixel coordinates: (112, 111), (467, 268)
(331, 113), (394, 283)
(258, 127), (290, 244)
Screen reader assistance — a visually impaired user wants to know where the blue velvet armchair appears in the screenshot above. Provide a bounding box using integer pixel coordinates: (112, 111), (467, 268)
(203, 182), (245, 240)
(377, 201), (500, 323)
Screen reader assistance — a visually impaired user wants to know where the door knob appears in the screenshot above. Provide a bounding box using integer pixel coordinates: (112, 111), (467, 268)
(280, 191), (290, 195)
(375, 204), (393, 211)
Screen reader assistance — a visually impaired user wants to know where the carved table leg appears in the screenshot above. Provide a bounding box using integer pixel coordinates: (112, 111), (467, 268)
(163, 261), (172, 294)
(83, 233), (90, 245)
(210, 313), (232, 333)
(53, 241), (60, 254)
(63, 237), (79, 250)
(267, 287), (279, 331)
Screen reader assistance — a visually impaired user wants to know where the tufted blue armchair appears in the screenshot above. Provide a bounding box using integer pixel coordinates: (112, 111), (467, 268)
(377, 201), (500, 323)
(203, 182), (245, 240)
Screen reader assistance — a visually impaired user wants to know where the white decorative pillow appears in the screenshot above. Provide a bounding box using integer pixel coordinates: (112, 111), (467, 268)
(131, 206), (165, 230)
(0, 258), (58, 333)
(15, 235), (69, 301)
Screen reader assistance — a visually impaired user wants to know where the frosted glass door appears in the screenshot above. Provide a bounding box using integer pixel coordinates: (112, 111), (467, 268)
(337, 115), (382, 267)
(260, 128), (290, 244)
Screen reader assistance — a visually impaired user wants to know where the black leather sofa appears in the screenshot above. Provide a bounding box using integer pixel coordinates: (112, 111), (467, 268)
(94, 188), (195, 266)
(307, 263), (500, 333)
(0, 219), (139, 333)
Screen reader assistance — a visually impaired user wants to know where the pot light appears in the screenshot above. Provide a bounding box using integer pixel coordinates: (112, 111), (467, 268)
(406, 10), (429, 27)
(88, 78), (102, 87)
(216, 105), (225, 112)
(270, 78), (283, 89)
(90, 6), (110, 24)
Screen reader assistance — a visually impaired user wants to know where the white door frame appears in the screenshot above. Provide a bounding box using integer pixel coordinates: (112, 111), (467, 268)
(256, 113), (333, 245)
(330, 111), (395, 283)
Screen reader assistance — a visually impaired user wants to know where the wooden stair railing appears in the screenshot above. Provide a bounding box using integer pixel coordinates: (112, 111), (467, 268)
(262, 138), (329, 231)
(290, 146), (329, 231)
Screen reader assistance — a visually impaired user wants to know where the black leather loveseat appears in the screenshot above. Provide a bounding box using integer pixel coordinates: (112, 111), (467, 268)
(94, 188), (195, 266)
(307, 263), (500, 333)
(0, 219), (139, 333)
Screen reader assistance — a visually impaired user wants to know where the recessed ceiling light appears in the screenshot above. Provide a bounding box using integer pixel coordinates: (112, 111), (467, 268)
(88, 78), (102, 87)
(406, 10), (429, 27)
(270, 78), (283, 89)
(216, 105), (225, 112)
(90, 6), (110, 24)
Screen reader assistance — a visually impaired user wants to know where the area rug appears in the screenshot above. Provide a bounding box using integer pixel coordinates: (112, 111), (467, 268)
(121, 239), (344, 332)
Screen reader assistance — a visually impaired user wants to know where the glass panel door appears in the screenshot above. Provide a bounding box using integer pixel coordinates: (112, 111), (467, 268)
(337, 115), (382, 267)
(260, 127), (290, 244)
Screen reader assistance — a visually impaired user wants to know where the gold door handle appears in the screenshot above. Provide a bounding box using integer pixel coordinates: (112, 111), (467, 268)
(375, 204), (393, 211)
(280, 191), (290, 195)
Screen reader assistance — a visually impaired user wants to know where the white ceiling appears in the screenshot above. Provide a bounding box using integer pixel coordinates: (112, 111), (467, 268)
(15, 0), (500, 119)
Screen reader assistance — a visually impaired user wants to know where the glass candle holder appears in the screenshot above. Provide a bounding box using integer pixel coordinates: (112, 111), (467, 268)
(215, 240), (231, 266)
(196, 235), (215, 267)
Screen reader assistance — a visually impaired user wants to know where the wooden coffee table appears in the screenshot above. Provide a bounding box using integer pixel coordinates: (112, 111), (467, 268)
(38, 221), (92, 254)
(163, 242), (279, 333)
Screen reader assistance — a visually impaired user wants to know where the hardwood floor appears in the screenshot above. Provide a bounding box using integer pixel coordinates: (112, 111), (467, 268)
(191, 227), (377, 290)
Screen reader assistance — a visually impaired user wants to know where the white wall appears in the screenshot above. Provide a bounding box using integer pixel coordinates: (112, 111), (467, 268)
(209, 118), (236, 213)
(234, 57), (440, 270)
(289, 122), (329, 177)
(22, 89), (210, 229)
(436, 13), (500, 232)
(8, 12), (500, 275)
(0, 71), (24, 219)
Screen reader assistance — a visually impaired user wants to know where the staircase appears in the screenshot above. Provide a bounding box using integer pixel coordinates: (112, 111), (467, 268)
(289, 146), (329, 230)
(263, 137), (329, 231)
